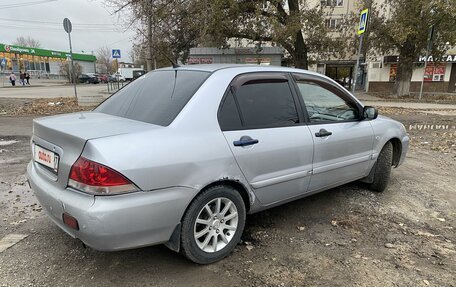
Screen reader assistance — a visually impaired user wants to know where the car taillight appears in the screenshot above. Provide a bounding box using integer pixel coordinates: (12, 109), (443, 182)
(68, 157), (138, 195)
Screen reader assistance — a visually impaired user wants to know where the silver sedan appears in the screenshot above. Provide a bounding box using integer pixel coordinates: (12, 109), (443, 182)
(26, 64), (409, 264)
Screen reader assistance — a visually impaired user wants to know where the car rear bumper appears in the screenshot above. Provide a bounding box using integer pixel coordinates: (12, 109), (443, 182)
(26, 162), (197, 251)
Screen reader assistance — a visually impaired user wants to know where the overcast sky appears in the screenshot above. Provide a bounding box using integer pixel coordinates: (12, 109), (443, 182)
(0, 0), (135, 61)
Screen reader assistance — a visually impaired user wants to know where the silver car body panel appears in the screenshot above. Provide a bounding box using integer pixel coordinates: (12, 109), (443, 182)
(223, 126), (314, 205)
(26, 64), (409, 251)
(306, 121), (374, 192)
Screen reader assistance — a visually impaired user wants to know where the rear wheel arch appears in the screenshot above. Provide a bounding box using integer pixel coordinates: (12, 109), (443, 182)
(191, 180), (251, 214)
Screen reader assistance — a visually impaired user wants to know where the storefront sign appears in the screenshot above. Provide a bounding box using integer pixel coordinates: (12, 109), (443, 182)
(384, 54), (456, 63)
(244, 57), (271, 64)
(0, 43), (96, 62)
(418, 55), (456, 63)
(187, 57), (213, 64)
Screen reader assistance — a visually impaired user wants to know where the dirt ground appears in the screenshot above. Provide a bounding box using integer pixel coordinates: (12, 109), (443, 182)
(0, 103), (454, 287)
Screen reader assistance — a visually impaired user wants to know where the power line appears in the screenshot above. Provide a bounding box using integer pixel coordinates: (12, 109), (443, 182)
(0, 0), (57, 9)
(0, 17), (122, 27)
(0, 23), (127, 32)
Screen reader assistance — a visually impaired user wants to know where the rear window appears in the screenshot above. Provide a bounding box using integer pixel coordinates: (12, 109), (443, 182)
(95, 70), (210, 126)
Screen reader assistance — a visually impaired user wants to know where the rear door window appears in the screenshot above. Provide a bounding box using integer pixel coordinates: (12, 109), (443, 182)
(233, 77), (299, 129)
(218, 89), (243, 131)
(95, 70), (209, 126)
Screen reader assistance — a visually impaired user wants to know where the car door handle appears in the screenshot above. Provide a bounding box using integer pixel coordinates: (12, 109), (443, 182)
(233, 136), (259, 147)
(315, 129), (332, 137)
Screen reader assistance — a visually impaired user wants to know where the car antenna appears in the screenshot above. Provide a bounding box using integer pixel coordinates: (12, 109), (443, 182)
(161, 52), (180, 68)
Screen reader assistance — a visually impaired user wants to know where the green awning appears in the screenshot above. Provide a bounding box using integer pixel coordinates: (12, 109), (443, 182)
(0, 43), (96, 62)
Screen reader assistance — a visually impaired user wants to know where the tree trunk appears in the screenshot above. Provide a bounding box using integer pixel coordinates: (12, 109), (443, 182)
(294, 30), (308, 69)
(288, 0), (308, 69)
(394, 55), (414, 97)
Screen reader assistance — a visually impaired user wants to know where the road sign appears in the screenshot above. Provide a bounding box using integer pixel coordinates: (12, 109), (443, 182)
(63, 18), (72, 33)
(112, 49), (121, 58)
(357, 9), (369, 35)
(63, 17), (77, 99)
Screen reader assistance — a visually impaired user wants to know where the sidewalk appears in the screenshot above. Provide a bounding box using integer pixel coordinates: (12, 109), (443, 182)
(355, 93), (456, 110)
(0, 84), (108, 99)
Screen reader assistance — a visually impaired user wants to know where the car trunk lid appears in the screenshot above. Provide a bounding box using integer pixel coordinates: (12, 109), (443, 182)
(32, 112), (158, 189)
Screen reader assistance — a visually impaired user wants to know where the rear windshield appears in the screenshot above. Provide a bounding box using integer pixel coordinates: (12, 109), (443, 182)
(95, 70), (210, 126)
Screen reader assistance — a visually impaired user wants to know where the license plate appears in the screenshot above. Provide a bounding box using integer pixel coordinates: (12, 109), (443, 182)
(34, 144), (59, 172)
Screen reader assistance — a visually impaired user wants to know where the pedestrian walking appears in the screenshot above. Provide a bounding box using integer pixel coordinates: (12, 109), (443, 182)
(25, 71), (30, 85)
(9, 72), (16, 86)
(19, 71), (25, 86)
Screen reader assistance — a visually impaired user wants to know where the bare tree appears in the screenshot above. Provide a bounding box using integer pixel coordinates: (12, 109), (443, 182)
(13, 36), (42, 48)
(96, 46), (115, 74)
(106, 0), (207, 70)
(59, 62), (82, 83)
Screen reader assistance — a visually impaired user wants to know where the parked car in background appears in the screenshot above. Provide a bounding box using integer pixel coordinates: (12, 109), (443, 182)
(27, 64), (409, 264)
(111, 73), (126, 82)
(132, 69), (146, 80)
(97, 74), (109, 83)
(117, 67), (145, 81)
(78, 74), (99, 84)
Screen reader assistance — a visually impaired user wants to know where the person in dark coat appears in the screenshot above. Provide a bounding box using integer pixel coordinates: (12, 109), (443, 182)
(19, 71), (25, 86)
(25, 71), (30, 85)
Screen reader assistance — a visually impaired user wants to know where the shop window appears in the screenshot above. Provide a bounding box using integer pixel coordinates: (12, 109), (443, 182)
(325, 18), (340, 29)
(425, 63), (445, 82)
(326, 0), (343, 7)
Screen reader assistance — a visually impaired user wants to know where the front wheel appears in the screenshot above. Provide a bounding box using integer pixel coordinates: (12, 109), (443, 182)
(367, 141), (393, 192)
(180, 185), (246, 264)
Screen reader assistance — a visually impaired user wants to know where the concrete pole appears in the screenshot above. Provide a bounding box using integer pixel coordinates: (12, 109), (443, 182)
(68, 32), (78, 100)
(352, 34), (364, 95)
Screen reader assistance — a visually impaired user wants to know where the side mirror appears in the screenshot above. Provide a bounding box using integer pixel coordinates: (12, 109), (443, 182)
(363, 106), (378, 120)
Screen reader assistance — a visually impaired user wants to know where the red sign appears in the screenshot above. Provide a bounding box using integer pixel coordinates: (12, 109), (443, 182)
(424, 63), (446, 82)
(389, 64), (397, 82)
(187, 57), (213, 64)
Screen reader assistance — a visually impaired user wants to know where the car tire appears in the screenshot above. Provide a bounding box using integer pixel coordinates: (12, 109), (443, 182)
(180, 185), (246, 264)
(367, 141), (393, 192)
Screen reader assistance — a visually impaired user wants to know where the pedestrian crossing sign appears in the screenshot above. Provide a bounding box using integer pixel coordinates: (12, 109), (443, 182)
(112, 49), (121, 59)
(358, 9), (369, 35)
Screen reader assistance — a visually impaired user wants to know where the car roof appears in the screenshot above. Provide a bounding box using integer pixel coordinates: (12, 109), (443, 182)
(156, 64), (322, 77)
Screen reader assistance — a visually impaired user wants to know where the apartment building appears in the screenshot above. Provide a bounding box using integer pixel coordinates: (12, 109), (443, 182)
(315, 0), (456, 93)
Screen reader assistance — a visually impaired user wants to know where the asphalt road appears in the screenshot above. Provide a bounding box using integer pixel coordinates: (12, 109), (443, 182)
(0, 113), (454, 287)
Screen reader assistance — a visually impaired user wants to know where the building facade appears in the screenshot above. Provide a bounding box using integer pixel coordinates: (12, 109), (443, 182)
(368, 53), (456, 93)
(313, 0), (456, 94)
(0, 43), (96, 76)
(188, 47), (284, 66)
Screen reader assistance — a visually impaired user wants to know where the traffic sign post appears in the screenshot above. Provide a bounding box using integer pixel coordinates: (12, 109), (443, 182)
(63, 17), (77, 100)
(112, 49), (121, 58)
(352, 9), (369, 94)
(358, 9), (369, 35)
